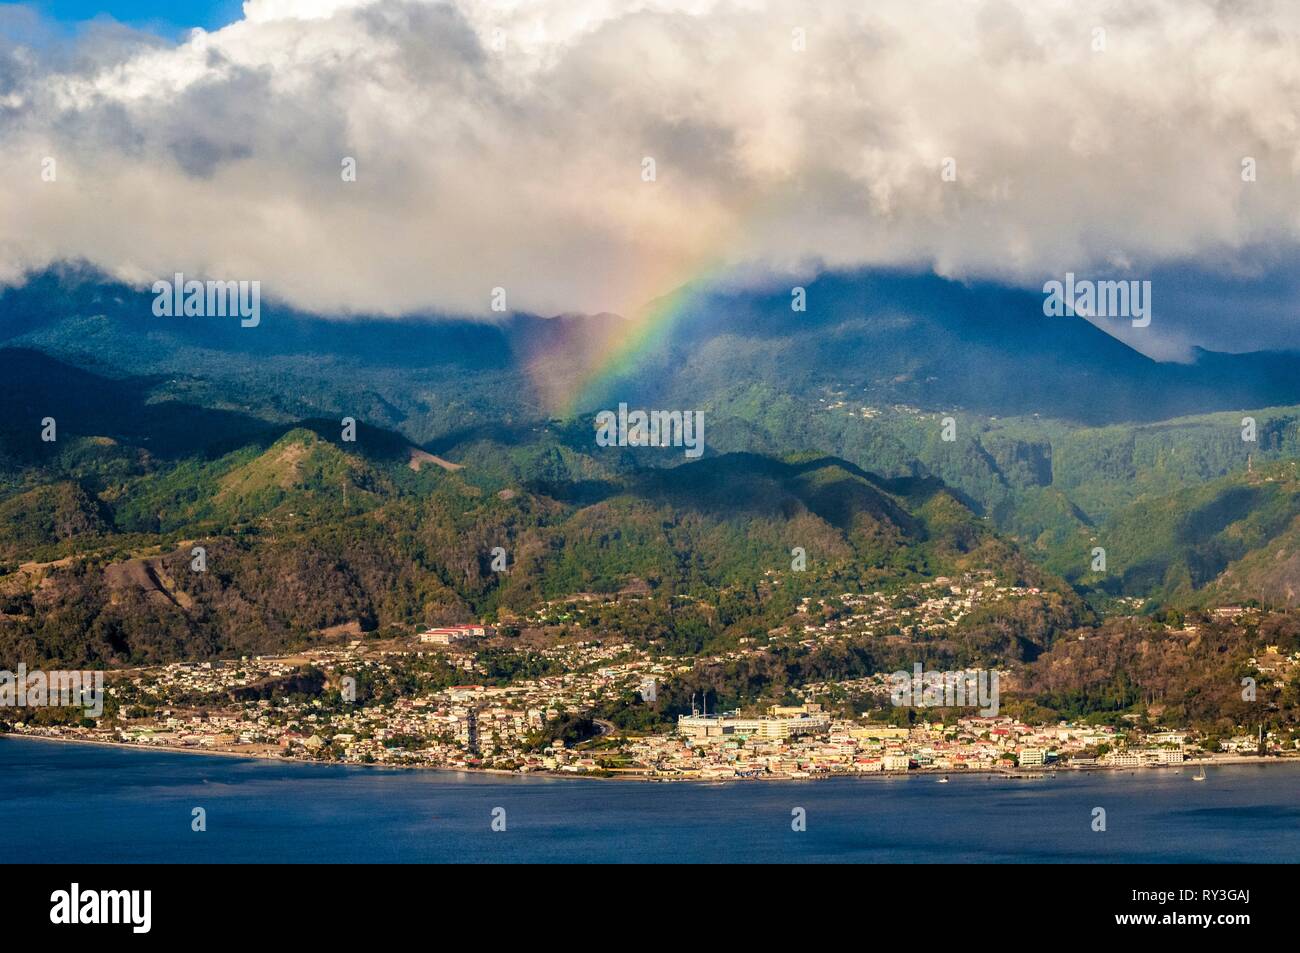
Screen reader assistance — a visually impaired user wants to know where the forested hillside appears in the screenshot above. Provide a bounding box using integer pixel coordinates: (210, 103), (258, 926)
(0, 371), (1077, 667)
(5, 267), (1300, 681)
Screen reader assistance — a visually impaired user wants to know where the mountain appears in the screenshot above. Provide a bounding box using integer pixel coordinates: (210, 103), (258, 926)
(0, 353), (1079, 667)
(6, 265), (1300, 629)
(581, 270), (1300, 425)
(1031, 458), (1300, 608)
(11, 268), (1300, 743)
(1021, 609), (1300, 732)
(6, 267), (1298, 493)
(7, 266), (1300, 432)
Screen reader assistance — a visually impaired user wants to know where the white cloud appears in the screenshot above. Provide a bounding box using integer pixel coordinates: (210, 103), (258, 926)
(2, 0), (1300, 321)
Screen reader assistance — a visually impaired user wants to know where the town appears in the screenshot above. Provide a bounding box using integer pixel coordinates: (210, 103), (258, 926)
(5, 575), (1297, 781)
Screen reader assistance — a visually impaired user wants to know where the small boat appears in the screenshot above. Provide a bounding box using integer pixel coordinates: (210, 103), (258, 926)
(1192, 764), (1207, 781)
(937, 776), (949, 784)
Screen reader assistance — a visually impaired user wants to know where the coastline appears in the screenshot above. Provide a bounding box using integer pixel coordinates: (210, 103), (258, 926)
(0, 733), (518, 779)
(4, 731), (1295, 783)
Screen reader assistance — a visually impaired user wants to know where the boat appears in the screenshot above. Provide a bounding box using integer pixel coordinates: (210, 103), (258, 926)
(937, 776), (949, 783)
(1192, 764), (1207, 781)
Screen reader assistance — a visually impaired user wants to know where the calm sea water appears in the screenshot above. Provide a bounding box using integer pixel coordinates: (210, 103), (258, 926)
(4, 737), (1298, 863)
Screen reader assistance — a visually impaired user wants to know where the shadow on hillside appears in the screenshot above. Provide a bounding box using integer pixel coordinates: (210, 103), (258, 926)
(0, 348), (274, 461)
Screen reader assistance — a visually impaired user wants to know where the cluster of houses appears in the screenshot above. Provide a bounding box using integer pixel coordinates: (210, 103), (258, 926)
(8, 582), (1298, 780)
(776, 573), (1043, 648)
(619, 714), (1196, 780)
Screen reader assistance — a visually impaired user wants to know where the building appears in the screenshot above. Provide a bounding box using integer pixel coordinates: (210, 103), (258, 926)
(882, 752), (911, 771)
(1018, 747), (1046, 767)
(451, 708), (478, 751)
(676, 703), (830, 741)
(419, 625), (492, 645)
(1105, 750), (1143, 768)
(851, 725), (910, 741)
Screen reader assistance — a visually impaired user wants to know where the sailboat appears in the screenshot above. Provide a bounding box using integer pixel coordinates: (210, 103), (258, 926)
(1192, 764), (1206, 781)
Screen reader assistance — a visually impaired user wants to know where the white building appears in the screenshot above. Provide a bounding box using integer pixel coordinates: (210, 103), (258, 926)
(882, 752), (911, 771)
(419, 625), (491, 645)
(1018, 747), (1045, 767)
(676, 704), (830, 741)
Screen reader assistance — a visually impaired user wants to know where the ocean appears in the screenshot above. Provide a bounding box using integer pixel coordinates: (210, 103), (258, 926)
(4, 737), (1297, 863)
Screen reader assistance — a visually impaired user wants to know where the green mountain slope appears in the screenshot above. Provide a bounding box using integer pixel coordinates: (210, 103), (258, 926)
(1042, 460), (1300, 604)
(0, 401), (1080, 667)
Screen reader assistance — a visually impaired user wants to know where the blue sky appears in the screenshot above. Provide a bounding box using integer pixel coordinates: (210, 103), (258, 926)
(24, 0), (242, 34)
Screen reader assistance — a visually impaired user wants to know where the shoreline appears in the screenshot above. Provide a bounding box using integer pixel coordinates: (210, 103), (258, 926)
(4, 731), (1296, 783)
(0, 733), (520, 780)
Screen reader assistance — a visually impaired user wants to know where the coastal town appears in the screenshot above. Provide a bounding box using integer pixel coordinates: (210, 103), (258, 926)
(5, 573), (1297, 780)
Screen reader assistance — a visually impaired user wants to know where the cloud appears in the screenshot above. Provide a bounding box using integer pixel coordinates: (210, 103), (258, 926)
(2, 0), (1300, 330)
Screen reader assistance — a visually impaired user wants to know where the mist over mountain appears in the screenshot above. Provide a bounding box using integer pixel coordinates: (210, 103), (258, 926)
(582, 271), (1300, 426)
(5, 266), (1300, 431)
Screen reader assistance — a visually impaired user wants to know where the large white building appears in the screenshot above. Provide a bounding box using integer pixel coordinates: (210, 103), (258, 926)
(882, 752), (911, 771)
(1018, 747), (1046, 767)
(419, 625), (491, 645)
(1104, 750), (1143, 767)
(677, 703), (830, 741)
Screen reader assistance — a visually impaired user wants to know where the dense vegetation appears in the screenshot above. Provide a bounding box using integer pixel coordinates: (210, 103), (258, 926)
(6, 267), (1300, 732)
(1, 396), (1074, 668)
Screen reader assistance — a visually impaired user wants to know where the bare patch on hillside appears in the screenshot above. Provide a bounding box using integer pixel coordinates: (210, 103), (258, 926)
(408, 448), (462, 472)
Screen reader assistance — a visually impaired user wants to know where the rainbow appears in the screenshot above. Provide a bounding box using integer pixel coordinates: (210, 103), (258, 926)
(564, 280), (706, 415)
(519, 262), (730, 418)
(524, 191), (800, 416)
